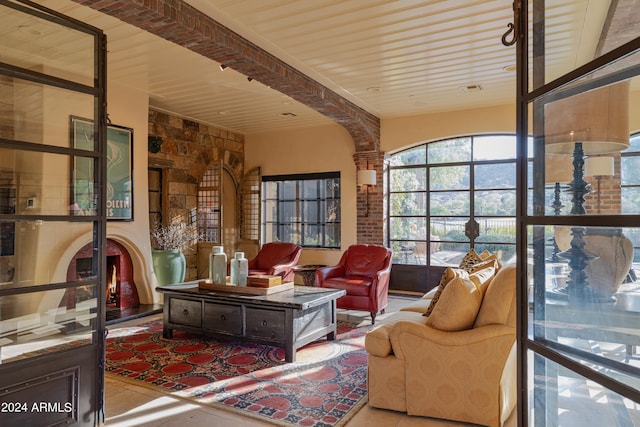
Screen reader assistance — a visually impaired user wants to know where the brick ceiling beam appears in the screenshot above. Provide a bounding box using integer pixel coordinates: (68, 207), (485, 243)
(72, 0), (380, 153)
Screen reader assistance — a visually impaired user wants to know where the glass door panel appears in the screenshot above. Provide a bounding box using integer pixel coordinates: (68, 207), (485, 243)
(529, 1), (638, 91)
(0, 3), (95, 86)
(523, 1), (640, 426)
(0, 1), (106, 425)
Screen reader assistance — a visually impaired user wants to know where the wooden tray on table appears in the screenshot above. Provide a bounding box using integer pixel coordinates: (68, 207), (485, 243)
(198, 280), (293, 295)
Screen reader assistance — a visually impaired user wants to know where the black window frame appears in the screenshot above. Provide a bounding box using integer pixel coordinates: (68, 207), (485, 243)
(387, 134), (517, 266)
(261, 172), (341, 249)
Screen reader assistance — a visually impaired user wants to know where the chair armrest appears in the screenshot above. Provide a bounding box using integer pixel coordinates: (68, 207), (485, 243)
(315, 265), (345, 286)
(373, 265), (391, 293)
(268, 261), (298, 277)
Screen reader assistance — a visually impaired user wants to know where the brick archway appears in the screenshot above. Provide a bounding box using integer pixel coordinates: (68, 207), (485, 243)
(73, 0), (380, 153)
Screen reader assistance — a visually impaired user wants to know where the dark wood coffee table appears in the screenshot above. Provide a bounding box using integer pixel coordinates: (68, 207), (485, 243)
(156, 284), (346, 362)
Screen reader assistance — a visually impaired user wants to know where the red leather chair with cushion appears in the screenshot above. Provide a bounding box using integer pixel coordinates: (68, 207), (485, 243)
(315, 244), (392, 324)
(247, 242), (302, 282)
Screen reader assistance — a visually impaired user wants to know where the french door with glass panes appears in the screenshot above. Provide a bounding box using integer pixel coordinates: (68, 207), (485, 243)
(518, 1), (640, 426)
(0, 1), (107, 425)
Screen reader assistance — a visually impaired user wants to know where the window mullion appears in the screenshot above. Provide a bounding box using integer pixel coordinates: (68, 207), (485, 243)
(261, 173), (340, 249)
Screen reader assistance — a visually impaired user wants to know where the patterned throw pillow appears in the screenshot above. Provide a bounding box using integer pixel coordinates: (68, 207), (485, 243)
(458, 249), (484, 270)
(467, 259), (496, 274)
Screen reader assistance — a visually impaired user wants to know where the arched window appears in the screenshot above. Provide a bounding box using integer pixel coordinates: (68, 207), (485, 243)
(387, 135), (517, 266)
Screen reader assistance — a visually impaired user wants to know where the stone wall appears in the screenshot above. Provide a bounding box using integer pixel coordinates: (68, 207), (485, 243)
(148, 109), (244, 280)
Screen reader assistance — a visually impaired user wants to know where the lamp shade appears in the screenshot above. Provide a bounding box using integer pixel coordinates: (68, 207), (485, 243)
(545, 81), (630, 155)
(585, 156), (614, 177)
(545, 153), (574, 184)
(357, 169), (376, 186)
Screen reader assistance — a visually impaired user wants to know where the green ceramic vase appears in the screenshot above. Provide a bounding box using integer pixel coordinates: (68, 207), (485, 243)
(152, 249), (186, 286)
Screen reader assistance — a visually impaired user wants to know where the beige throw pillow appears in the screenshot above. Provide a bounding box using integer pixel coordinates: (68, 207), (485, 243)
(423, 268), (468, 317)
(468, 259), (498, 294)
(425, 276), (483, 331)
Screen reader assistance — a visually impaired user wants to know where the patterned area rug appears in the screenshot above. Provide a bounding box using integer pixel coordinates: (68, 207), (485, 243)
(105, 319), (370, 426)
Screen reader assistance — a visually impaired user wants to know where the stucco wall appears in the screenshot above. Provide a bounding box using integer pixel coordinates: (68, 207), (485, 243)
(48, 81), (158, 305)
(244, 104), (521, 265)
(244, 123), (355, 267)
(381, 103), (516, 153)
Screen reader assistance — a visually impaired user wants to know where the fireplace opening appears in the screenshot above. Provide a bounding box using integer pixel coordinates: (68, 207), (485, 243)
(67, 239), (139, 314)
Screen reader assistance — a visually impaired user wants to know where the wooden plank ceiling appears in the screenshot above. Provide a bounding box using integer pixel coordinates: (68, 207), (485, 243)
(12, 1), (632, 134)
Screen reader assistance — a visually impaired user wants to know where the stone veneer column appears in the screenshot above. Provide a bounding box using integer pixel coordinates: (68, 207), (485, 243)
(148, 109), (244, 280)
(354, 151), (385, 245)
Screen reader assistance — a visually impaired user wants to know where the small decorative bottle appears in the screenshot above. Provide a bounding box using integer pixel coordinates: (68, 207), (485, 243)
(230, 252), (248, 286)
(210, 246), (227, 285)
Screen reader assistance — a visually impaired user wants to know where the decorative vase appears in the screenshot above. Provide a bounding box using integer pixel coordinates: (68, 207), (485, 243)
(152, 249), (186, 286)
(230, 252), (248, 286)
(210, 246), (227, 285)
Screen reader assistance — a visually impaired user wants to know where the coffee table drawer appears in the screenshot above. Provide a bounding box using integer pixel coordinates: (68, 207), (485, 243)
(245, 308), (285, 339)
(169, 298), (202, 328)
(203, 303), (243, 335)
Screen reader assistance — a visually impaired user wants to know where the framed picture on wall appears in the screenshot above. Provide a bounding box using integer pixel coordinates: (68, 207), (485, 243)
(70, 116), (134, 220)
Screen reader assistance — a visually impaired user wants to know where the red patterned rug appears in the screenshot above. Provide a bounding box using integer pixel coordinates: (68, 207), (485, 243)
(105, 319), (370, 426)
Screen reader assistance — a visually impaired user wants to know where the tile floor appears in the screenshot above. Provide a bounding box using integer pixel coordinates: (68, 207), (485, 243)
(104, 294), (517, 426)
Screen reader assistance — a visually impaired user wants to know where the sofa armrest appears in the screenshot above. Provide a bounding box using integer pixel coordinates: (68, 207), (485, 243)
(389, 321), (515, 358)
(389, 320), (516, 425)
(422, 287), (439, 299)
(365, 312), (427, 357)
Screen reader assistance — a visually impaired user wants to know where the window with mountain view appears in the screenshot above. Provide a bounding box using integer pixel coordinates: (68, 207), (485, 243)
(387, 135), (517, 266)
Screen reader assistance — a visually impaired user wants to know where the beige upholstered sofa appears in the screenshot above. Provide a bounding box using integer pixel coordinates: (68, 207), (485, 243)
(365, 264), (517, 427)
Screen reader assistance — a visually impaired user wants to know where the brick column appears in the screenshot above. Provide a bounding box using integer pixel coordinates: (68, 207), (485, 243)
(584, 154), (622, 214)
(353, 151), (385, 245)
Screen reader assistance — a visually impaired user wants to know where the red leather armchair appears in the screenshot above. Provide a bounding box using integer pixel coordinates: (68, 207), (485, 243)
(315, 244), (392, 324)
(247, 242), (302, 282)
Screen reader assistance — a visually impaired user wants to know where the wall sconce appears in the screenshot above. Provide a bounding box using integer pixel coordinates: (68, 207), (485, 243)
(585, 156), (614, 214)
(357, 168), (376, 217)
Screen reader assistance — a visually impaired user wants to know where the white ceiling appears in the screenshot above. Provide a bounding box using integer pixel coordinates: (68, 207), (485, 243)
(21, 1), (619, 134)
